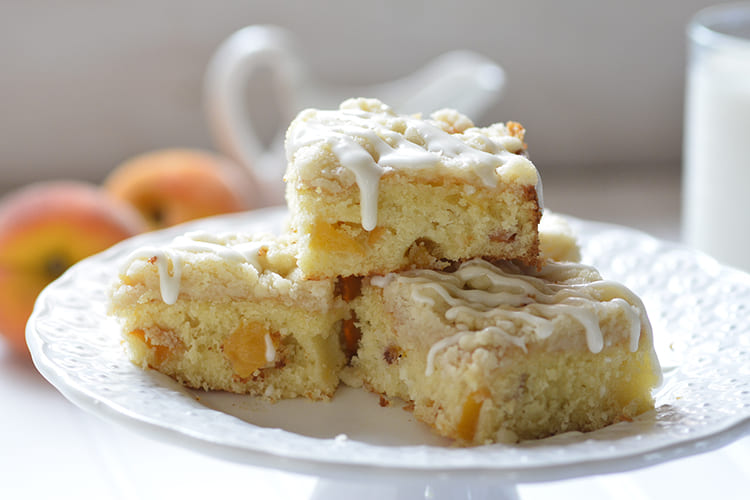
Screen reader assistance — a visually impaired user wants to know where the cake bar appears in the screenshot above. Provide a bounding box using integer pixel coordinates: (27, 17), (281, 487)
(341, 258), (661, 444)
(108, 231), (348, 400)
(284, 98), (542, 278)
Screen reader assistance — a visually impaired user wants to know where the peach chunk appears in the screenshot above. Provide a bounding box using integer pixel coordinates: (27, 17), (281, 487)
(128, 329), (171, 368)
(340, 316), (361, 360)
(335, 276), (362, 302)
(455, 388), (490, 442)
(222, 322), (275, 378)
(309, 220), (365, 255)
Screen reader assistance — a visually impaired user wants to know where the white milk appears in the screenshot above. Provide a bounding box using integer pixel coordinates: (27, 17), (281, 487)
(683, 28), (750, 272)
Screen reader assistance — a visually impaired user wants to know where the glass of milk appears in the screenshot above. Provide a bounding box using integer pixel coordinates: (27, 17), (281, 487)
(683, 2), (750, 272)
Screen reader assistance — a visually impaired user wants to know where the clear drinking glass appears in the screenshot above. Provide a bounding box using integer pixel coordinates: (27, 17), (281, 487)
(683, 2), (750, 272)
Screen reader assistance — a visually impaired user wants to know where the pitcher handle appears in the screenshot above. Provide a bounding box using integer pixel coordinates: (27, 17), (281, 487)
(204, 25), (301, 205)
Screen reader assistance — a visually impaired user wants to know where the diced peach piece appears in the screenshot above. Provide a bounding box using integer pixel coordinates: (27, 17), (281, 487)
(336, 276), (362, 302)
(222, 322), (274, 378)
(340, 316), (361, 360)
(309, 220), (365, 255)
(455, 388), (490, 442)
(128, 329), (171, 367)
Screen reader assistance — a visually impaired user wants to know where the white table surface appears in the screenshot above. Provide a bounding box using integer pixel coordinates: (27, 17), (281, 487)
(3, 167), (749, 499)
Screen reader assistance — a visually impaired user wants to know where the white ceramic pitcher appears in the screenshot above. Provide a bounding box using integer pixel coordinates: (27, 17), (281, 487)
(204, 25), (506, 206)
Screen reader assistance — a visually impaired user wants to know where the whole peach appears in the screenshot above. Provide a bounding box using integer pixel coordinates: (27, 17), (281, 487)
(103, 149), (257, 230)
(0, 181), (148, 357)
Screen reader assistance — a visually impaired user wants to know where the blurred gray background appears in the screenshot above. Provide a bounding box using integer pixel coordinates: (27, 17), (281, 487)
(0, 0), (717, 195)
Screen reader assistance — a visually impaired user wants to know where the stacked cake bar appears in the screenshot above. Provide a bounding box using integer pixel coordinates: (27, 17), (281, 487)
(108, 98), (660, 445)
(284, 98), (542, 277)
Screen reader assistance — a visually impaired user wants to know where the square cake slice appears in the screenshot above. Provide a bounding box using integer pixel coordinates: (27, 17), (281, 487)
(284, 98), (543, 278)
(341, 258), (661, 445)
(108, 231), (348, 401)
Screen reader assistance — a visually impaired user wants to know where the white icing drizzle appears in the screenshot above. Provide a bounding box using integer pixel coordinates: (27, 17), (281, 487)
(123, 247), (183, 305)
(120, 231), (274, 305)
(371, 259), (655, 377)
(286, 99), (538, 231)
(425, 326), (528, 376)
(264, 333), (276, 364)
(327, 134), (387, 231)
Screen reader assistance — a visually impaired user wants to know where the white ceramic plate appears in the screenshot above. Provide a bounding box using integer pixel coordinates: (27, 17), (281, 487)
(27, 207), (750, 483)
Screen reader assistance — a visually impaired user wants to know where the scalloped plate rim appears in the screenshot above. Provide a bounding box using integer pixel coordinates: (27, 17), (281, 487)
(26, 207), (750, 483)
